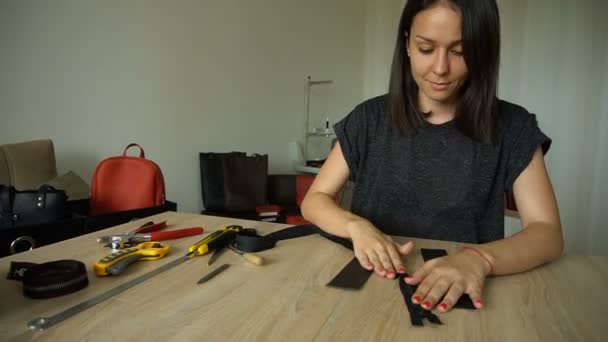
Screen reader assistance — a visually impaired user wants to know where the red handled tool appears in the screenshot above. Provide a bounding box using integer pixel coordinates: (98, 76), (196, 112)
(97, 221), (204, 249)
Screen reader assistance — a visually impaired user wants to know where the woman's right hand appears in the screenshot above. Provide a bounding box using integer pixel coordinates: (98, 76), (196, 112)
(346, 219), (415, 279)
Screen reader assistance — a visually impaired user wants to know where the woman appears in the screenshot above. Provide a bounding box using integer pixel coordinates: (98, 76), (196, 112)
(301, 0), (563, 313)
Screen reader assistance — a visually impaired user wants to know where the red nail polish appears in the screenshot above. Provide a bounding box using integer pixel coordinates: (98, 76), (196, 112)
(399, 267), (406, 273)
(475, 300), (484, 307)
(413, 296), (421, 303)
(422, 301), (431, 309)
(439, 303), (447, 311)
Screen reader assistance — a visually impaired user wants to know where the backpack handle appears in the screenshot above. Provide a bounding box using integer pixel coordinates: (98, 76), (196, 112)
(123, 143), (145, 158)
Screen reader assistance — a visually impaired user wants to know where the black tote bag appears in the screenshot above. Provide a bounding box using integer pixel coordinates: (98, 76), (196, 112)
(199, 152), (268, 212)
(0, 185), (68, 229)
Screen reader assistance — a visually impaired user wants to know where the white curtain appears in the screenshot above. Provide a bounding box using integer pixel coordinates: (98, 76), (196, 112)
(500, 0), (608, 256)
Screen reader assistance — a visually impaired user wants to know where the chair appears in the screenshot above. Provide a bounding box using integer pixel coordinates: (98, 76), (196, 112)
(266, 174), (315, 224)
(267, 174), (342, 224)
(0, 139), (57, 190)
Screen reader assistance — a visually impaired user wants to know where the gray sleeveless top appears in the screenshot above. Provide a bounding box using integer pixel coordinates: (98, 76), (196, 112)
(333, 95), (551, 243)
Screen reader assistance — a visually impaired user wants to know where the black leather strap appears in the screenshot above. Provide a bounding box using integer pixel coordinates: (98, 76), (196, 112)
(234, 224), (354, 252)
(398, 276), (442, 326)
(7, 260), (89, 299)
(234, 225), (315, 252)
(326, 257), (372, 290)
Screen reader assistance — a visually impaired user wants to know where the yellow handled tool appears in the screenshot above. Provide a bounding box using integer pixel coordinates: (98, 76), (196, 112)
(188, 225), (242, 256)
(228, 243), (264, 266)
(94, 242), (170, 276)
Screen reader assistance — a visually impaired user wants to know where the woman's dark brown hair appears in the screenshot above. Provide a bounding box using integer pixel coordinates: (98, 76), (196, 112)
(388, 0), (501, 142)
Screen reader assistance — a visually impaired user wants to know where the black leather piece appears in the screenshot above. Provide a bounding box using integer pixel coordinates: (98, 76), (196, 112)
(6, 261), (37, 280)
(326, 257), (372, 290)
(235, 224), (319, 252)
(420, 248), (448, 260)
(234, 224), (354, 253)
(234, 229), (279, 252)
(7, 260), (89, 299)
(398, 276), (442, 326)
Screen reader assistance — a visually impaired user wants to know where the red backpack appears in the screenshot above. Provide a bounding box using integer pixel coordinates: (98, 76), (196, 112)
(90, 144), (165, 215)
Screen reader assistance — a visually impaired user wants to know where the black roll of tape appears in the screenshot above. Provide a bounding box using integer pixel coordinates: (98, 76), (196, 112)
(8, 260), (89, 299)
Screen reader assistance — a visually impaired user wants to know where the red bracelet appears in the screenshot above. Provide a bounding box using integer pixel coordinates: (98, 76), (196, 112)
(463, 246), (493, 274)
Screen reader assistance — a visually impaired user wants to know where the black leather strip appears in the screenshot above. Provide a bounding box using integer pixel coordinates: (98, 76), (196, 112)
(7, 261), (37, 280)
(235, 225), (317, 252)
(234, 224), (354, 253)
(420, 248), (448, 260)
(398, 276), (443, 326)
(7, 260), (88, 299)
(326, 257), (372, 290)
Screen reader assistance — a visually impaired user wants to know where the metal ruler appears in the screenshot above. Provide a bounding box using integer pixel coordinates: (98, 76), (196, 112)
(27, 254), (191, 331)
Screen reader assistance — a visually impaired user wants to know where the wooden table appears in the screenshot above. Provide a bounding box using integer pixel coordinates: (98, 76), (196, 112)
(1, 212), (606, 341)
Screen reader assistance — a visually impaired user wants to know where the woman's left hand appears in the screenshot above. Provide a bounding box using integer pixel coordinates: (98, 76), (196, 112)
(404, 248), (492, 312)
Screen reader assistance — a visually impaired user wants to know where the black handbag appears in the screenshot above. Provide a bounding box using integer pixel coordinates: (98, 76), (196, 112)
(199, 152), (268, 212)
(0, 185), (68, 230)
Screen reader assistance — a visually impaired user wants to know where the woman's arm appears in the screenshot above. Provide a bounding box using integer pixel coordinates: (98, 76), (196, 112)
(302, 143), (414, 278)
(406, 147), (563, 312)
(300, 143), (360, 238)
(475, 147), (564, 274)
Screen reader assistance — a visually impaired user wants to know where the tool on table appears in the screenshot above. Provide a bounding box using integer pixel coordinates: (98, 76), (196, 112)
(207, 246), (228, 266)
(97, 220), (204, 250)
(94, 242), (170, 276)
(228, 243), (264, 266)
(27, 232), (221, 331)
(195, 224), (242, 256)
(197, 264), (231, 284)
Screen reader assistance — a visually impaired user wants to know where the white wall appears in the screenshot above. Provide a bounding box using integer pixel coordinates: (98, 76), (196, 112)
(588, 32), (608, 256)
(0, 0), (365, 213)
(362, 0), (406, 98)
(505, 0), (608, 256)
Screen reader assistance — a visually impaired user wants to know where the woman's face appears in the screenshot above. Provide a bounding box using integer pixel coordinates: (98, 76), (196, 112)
(407, 4), (468, 108)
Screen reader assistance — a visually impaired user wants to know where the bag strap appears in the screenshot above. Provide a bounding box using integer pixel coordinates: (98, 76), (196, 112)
(123, 143), (145, 158)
